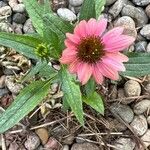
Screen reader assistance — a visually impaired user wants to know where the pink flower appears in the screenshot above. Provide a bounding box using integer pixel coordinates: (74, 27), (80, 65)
(59, 18), (135, 85)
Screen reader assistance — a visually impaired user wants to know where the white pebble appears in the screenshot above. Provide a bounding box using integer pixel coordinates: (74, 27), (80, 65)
(69, 0), (83, 7)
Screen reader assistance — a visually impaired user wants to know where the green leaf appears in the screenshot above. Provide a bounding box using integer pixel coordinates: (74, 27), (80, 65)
(60, 67), (84, 125)
(0, 80), (51, 133)
(83, 92), (104, 115)
(79, 0), (96, 21)
(0, 32), (42, 59)
(95, 0), (106, 18)
(84, 79), (96, 96)
(23, 0), (52, 35)
(122, 52), (150, 77)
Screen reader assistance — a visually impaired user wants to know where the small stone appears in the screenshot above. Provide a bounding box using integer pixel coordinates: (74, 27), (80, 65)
(109, 0), (124, 18)
(114, 138), (135, 150)
(12, 22), (23, 34)
(9, 142), (19, 150)
(133, 100), (150, 115)
(51, 0), (68, 12)
(62, 135), (74, 145)
(147, 116), (150, 125)
(121, 5), (148, 26)
(109, 85), (117, 99)
(57, 8), (76, 21)
(145, 4), (150, 18)
(23, 19), (35, 33)
(124, 80), (141, 97)
(132, 0), (150, 6)
(0, 1), (7, 8)
(5, 76), (23, 94)
(0, 88), (9, 97)
(140, 24), (150, 40)
(69, 5), (81, 14)
(147, 43), (150, 52)
(45, 137), (60, 149)
(71, 142), (100, 150)
(24, 133), (40, 150)
(135, 41), (147, 52)
(141, 130), (150, 148)
(130, 115), (148, 136)
(12, 4), (25, 13)
(35, 128), (49, 145)
(62, 145), (69, 150)
(69, 0), (83, 6)
(106, 0), (117, 6)
(0, 6), (12, 16)
(0, 75), (6, 88)
(13, 13), (26, 24)
(0, 22), (13, 33)
(115, 16), (137, 38)
(9, 0), (18, 8)
(110, 103), (134, 123)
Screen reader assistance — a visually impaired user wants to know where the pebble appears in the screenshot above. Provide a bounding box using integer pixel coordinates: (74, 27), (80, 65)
(135, 41), (147, 52)
(114, 138), (135, 150)
(12, 4), (25, 13)
(5, 76), (23, 94)
(44, 137), (60, 149)
(0, 1), (7, 8)
(115, 16), (137, 38)
(13, 13), (26, 24)
(106, 0), (117, 6)
(63, 135), (74, 145)
(130, 115), (148, 136)
(57, 8), (76, 21)
(62, 145), (69, 150)
(23, 19), (35, 33)
(133, 100), (150, 114)
(0, 88), (9, 97)
(9, 0), (18, 8)
(12, 22), (23, 34)
(132, 0), (150, 6)
(24, 133), (40, 150)
(69, 0), (83, 7)
(140, 24), (150, 40)
(109, 0), (124, 18)
(52, 0), (68, 12)
(9, 142), (19, 150)
(147, 116), (150, 125)
(124, 80), (141, 97)
(0, 6), (12, 16)
(121, 5), (148, 26)
(0, 75), (6, 88)
(145, 4), (150, 18)
(147, 43), (150, 52)
(35, 128), (49, 145)
(71, 142), (100, 150)
(110, 103), (134, 123)
(141, 130), (150, 148)
(69, 5), (81, 14)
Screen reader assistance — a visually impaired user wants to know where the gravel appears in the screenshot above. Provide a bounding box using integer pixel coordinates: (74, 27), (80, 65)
(132, 0), (150, 6)
(69, 0), (83, 7)
(135, 41), (147, 52)
(140, 24), (150, 40)
(71, 143), (100, 150)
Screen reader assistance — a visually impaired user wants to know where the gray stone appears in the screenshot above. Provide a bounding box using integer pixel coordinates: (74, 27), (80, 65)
(140, 24), (150, 40)
(141, 130), (150, 148)
(51, 0), (68, 12)
(147, 116), (150, 125)
(109, 0), (124, 18)
(130, 115), (148, 136)
(0, 1), (7, 8)
(13, 13), (26, 24)
(121, 5), (148, 26)
(12, 22), (23, 34)
(132, 0), (150, 6)
(114, 138), (135, 150)
(0, 75), (5, 88)
(9, 0), (18, 8)
(57, 8), (76, 21)
(133, 100), (150, 115)
(69, 0), (83, 7)
(145, 4), (150, 18)
(124, 80), (141, 97)
(145, 83), (150, 94)
(147, 43), (150, 52)
(114, 16), (137, 38)
(106, 0), (117, 6)
(0, 22), (13, 32)
(69, 5), (81, 14)
(0, 6), (12, 16)
(0, 88), (9, 97)
(135, 41), (147, 52)
(12, 4), (25, 13)
(110, 103), (134, 123)
(71, 143), (100, 150)
(23, 19), (35, 33)
(24, 133), (40, 150)
(62, 145), (69, 150)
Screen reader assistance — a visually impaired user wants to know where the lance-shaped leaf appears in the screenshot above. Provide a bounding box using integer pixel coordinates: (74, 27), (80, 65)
(60, 67), (84, 125)
(0, 80), (51, 133)
(122, 52), (150, 77)
(0, 32), (42, 59)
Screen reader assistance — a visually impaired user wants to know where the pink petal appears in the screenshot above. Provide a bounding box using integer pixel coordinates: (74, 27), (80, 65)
(98, 62), (119, 80)
(105, 52), (129, 62)
(66, 33), (80, 44)
(95, 18), (107, 36)
(74, 20), (87, 37)
(102, 57), (126, 71)
(102, 27), (124, 43)
(104, 35), (135, 52)
(77, 63), (93, 85)
(87, 18), (97, 35)
(68, 59), (79, 73)
(65, 39), (77, 49)
(92, 64), (104, 84)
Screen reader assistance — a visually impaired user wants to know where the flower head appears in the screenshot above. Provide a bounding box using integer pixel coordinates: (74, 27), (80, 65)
(59, 18), (135, 85)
